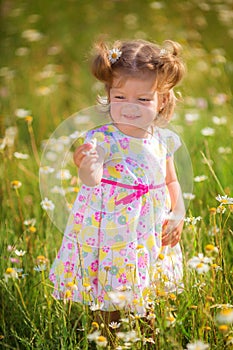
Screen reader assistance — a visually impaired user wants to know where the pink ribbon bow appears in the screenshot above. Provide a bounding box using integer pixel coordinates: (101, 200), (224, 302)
(101, 178), (165, 205)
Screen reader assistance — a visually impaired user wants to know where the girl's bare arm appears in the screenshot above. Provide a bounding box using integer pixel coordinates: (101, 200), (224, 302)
(162, 157), (185, 247)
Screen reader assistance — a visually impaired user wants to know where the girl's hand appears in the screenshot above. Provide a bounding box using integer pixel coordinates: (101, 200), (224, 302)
(73, 139), (104, 187)
(162, 216), (184, 247)
(73, 143), (96, 168)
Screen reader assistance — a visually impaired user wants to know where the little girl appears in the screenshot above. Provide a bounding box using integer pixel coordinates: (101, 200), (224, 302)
(49, 39), (186, 315)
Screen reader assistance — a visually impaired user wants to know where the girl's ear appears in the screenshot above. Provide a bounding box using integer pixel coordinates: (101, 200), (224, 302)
(158, 92), (170, 112)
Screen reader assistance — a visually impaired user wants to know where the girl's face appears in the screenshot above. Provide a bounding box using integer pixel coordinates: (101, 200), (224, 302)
(109, 74), (163, 138)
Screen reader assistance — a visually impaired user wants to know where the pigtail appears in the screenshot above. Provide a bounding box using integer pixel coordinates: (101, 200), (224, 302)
(91, 42), (113, 84)
(158, 40), (185, 92)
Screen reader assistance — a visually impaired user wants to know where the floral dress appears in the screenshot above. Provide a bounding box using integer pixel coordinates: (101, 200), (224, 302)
(49, 124), (183, 314)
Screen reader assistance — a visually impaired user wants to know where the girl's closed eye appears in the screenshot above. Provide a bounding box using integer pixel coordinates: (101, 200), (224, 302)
(115, 95), (125, 100)
(138, 98), (151, 102)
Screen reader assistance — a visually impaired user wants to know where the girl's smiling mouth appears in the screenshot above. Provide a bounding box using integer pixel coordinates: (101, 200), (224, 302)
(122, 114), (140, 120)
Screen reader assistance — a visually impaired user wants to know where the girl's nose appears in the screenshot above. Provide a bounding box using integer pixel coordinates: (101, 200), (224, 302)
(120, 103), (140, 116)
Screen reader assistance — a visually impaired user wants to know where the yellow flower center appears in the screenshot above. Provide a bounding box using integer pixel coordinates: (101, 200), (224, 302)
(221, 199), (228, 204)
(97, 336), (107, 343)
(205, 244), (215, 251)
(221, 308), (233, 316)
(196, 262), (204, 268)
(37, 255), (47, 262)
(92, 322), (99, 329)
(169, 293), (176, 300)
(25, 116), (33, 123)
(209, 207), (216, 214)
(219, 324), (229, 332)
(166, 316), (175, 322)
(211, 263), (218, 269)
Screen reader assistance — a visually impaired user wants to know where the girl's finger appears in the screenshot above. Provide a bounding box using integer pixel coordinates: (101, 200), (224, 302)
(73, 144), (93, 167)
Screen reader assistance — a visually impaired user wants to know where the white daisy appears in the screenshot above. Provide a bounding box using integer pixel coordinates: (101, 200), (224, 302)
(187, 253), (212, 274)
(14, 152), (29, 159)
(212, 116), (227, 125)
(183, 193), (196, 200)
(201, 127), (215, 136)
(15, 249), (26, 257)
(56, 169), (72, 180)
(15, 108), (31, 118)
(186, 340), (209, 350)
(217, 147), (232, 154)
(194, 175), (208, 182)
(216, 308), (233, 324)
(108, 48), (122, 64)
(39, 166), (55, 174)
(40, 198), (55, 211)
(216, 194), (233, 205)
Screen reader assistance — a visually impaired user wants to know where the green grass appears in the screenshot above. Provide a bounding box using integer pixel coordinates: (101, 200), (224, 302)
(1, 0), (233, 349)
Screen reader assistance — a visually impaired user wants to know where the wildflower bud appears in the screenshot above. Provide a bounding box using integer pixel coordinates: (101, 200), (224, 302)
(209, 207), (216, 215)
(25, 116), (33, 123)
(156, 289), (166, 297)
(36, 255), (48, 264)
(169, 293), (177, 301)
(206, 296), (215, 302)
(205, 244), (219, 254)
(205, 244), (215, 251)
(64, 290), (72, 299)
(11, 180), (22, 189)
(91, 322), (99, 329)
(190, 305), (198, 310)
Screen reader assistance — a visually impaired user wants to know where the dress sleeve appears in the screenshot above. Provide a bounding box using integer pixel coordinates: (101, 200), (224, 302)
(164, 129), (181, 158)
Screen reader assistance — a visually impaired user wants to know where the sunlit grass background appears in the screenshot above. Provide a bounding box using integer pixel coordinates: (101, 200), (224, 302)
(1, 0), (233, 349)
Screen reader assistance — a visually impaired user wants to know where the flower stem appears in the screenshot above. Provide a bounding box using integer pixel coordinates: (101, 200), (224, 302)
(27, 122), (40, 166)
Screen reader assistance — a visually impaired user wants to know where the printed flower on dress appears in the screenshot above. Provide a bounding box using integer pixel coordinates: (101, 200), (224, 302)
(108, 48), (122, 64)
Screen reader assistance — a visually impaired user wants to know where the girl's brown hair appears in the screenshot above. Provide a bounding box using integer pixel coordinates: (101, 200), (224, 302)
(91, 39), (185, 126)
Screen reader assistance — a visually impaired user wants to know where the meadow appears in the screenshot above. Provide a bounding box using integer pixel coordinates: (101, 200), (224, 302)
(1, 0), (233, 349)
